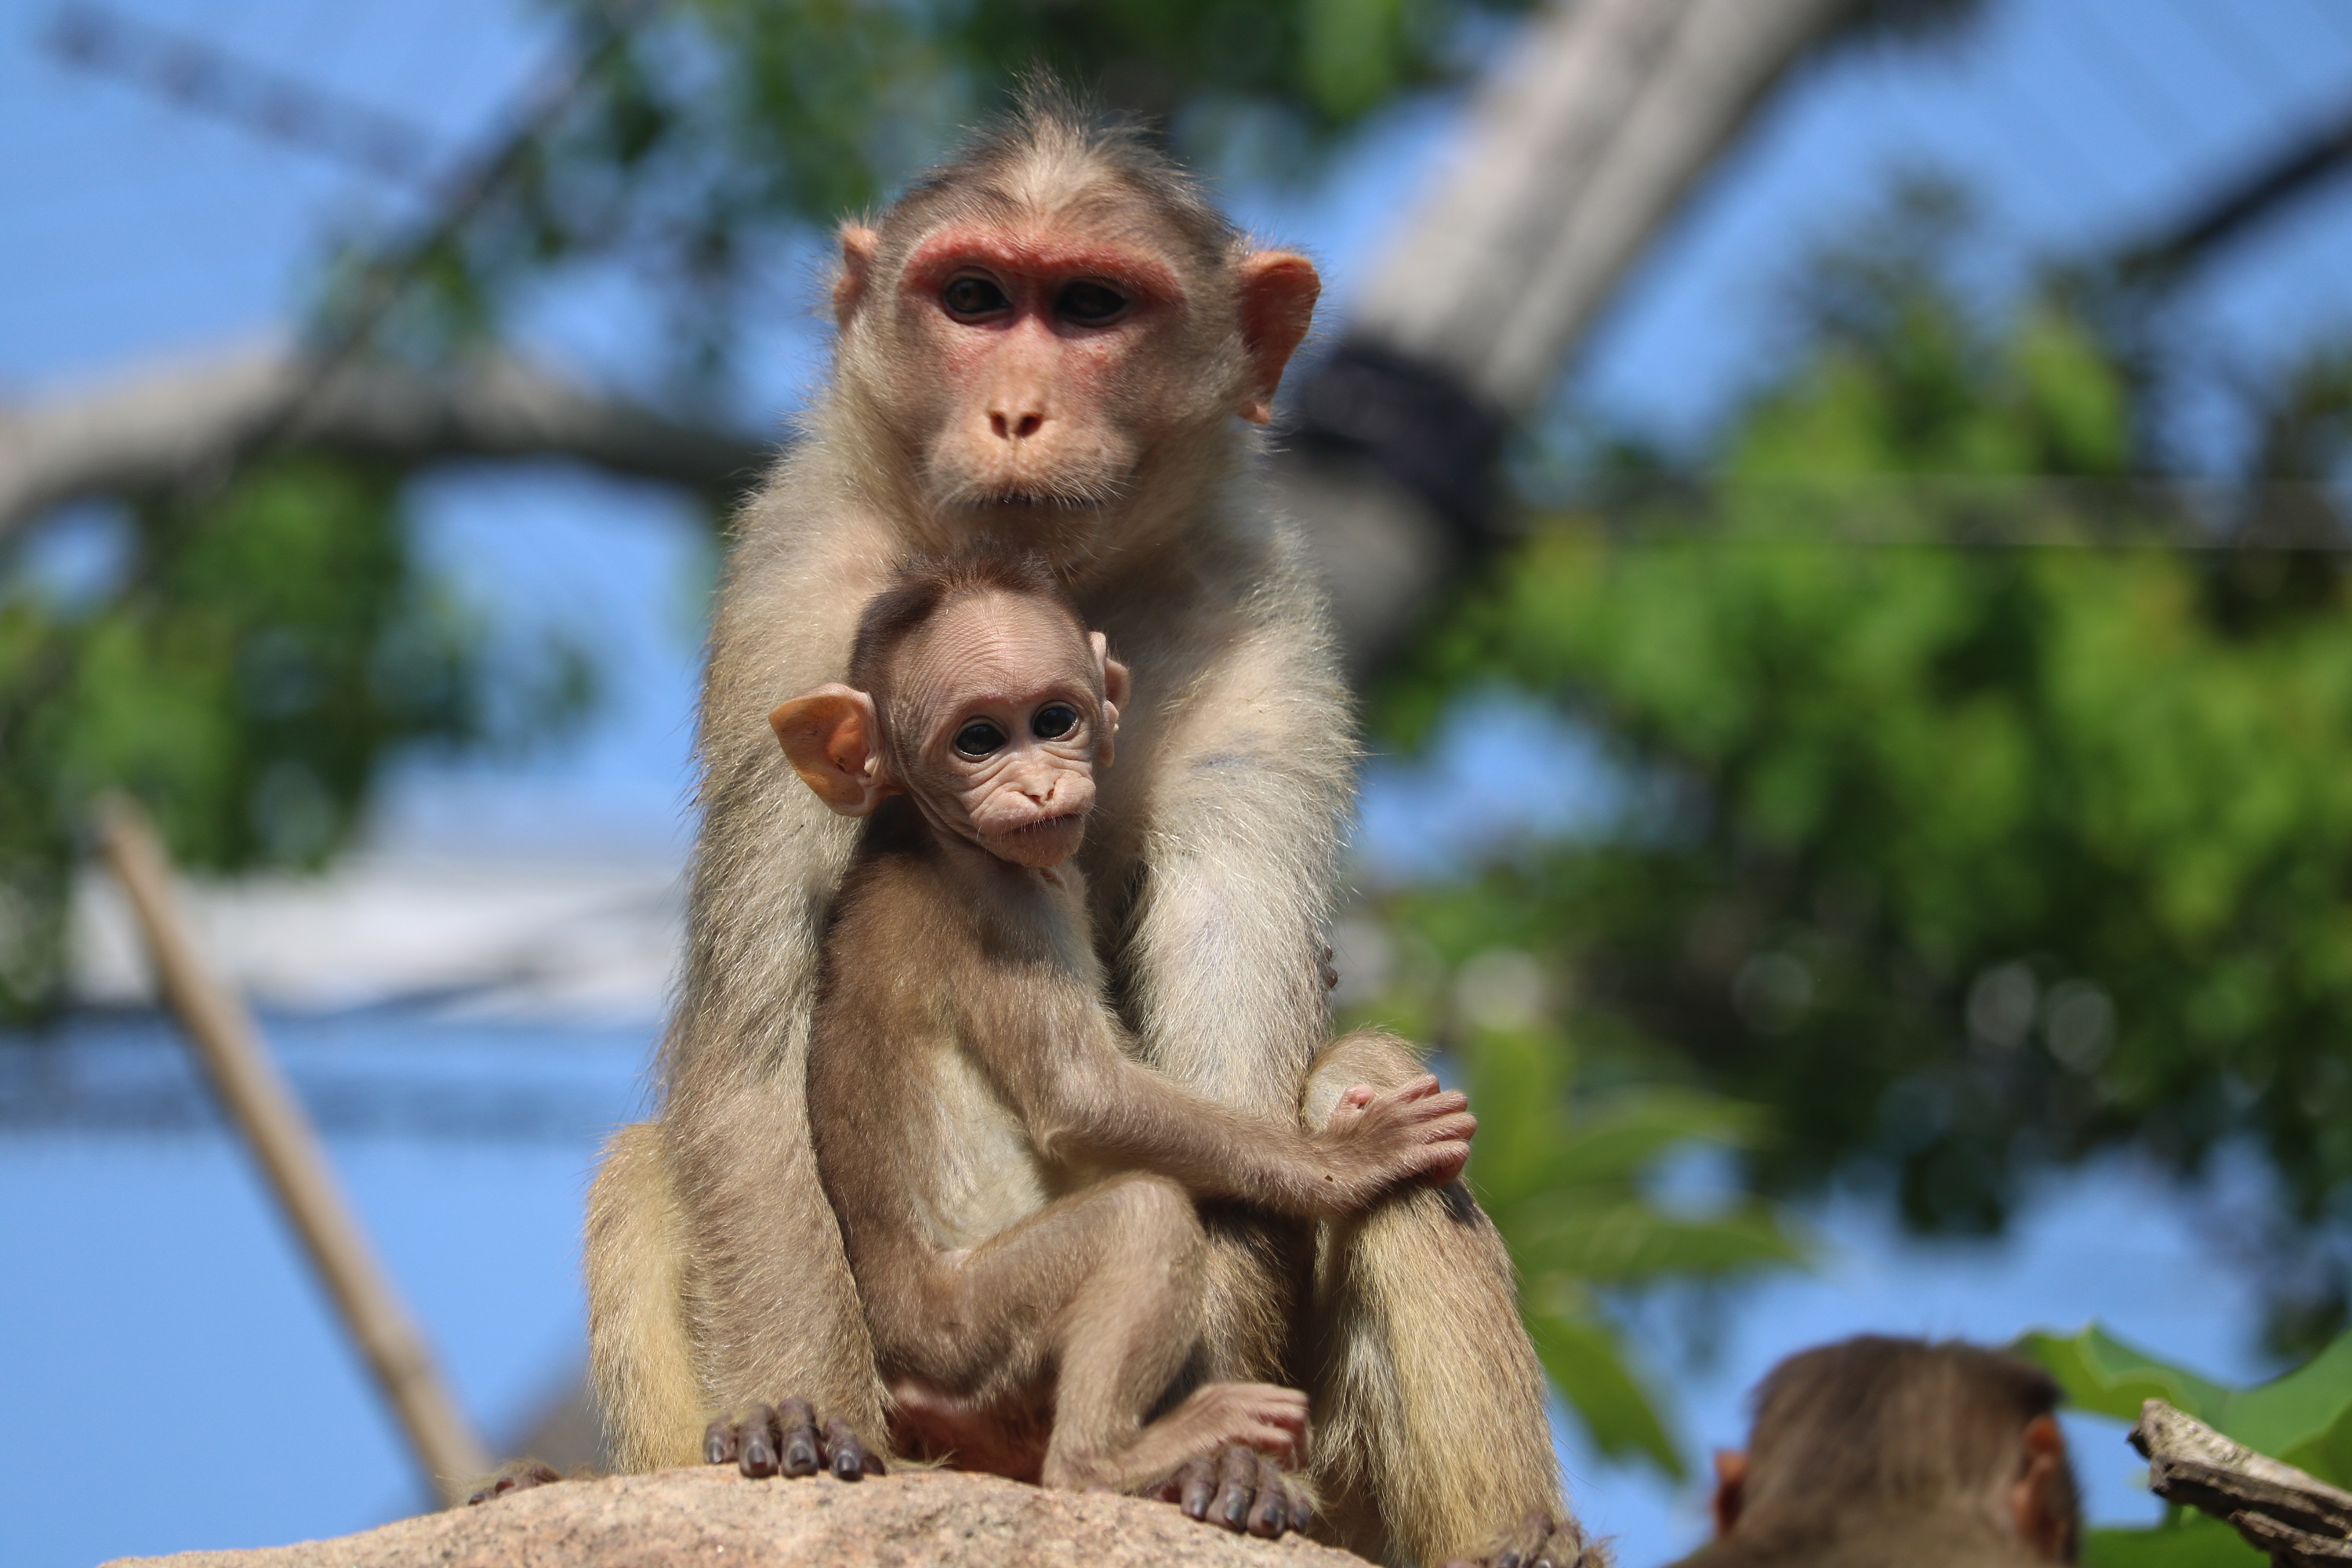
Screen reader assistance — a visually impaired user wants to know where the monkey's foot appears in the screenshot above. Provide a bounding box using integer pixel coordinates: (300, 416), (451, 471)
(1443, 1512), (1600, 1568)
(704, 1398), (887, 1483)
(463, 1459), (562, 1506)
(1154, 1445), (1315, 1541)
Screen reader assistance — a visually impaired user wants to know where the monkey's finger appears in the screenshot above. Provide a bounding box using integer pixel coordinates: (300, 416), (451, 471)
(1175, 1455), (1217, 1520)
(703, 1415), (740, 1467)
(1213, 1444), (1257, 1531)
(1414, 1110), (1477, 1145)
(1283, 1475), (1315, 1536)
(1530, 1523), (1584, 1568)
(777, 1398), (822, 1477)
(822, 1417), (877, 1480)
(1246, 1456), (1289, 1538)
(1418, 1144), (1472, 1188)
(739, 1403), (780, 1479)
(1490, 1511), (1555, 1568)
(1395, 1089), (1472, 1123)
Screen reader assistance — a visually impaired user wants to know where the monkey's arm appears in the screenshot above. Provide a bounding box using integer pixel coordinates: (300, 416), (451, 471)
(1102, 563), (1358, 1124)
(967, 978), (1469, 1218)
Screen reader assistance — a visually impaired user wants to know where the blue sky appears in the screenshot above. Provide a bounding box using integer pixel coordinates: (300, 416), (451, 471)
(5, 2), (2352, 1564)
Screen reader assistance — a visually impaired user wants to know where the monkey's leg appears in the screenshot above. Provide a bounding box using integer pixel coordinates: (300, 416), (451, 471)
(586, 1121), (706, 1472)
(873, 1174), (1306, 1511)
(1300, 1031), (1595, 1568)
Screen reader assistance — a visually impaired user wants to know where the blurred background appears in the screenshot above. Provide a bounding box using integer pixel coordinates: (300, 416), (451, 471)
(5, 1), (2351, 1563)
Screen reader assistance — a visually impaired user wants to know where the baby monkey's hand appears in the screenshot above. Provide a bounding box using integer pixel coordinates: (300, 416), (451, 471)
(1308, 1074), (1475, 1215)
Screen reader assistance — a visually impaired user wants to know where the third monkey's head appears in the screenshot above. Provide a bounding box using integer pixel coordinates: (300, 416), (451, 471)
(769, 549), (1128, 870)
(826, 82), (1319, 567)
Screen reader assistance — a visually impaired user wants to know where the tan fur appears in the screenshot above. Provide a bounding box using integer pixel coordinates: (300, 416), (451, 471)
(1302, 1034), (1579, 1566)
(583, 1123), (703, 1471)
(583, 92), (1580, 1566)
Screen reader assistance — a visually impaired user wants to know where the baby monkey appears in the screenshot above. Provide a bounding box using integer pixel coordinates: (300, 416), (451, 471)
(746, 550), (1475, 1534)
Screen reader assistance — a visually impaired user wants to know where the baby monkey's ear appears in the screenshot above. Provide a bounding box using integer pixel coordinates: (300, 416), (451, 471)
(1090, 632), (1130, 769)
(770, 684), (890, 815)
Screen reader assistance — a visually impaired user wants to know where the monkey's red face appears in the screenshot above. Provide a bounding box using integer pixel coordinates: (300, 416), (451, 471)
(891, 226), (1182, 521)
(832, 181), (1320, 561)
(771, 590), (1131, 871)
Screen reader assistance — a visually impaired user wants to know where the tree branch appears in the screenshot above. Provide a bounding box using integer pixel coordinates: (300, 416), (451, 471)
(0, 349), (775, 539)
(2132, 1400), (2352, 1566)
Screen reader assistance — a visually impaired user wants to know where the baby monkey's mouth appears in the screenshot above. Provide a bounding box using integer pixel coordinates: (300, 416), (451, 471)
(983, 811), (1089, 866)
(971, 491), (1105, 512)
(1001, 811), (1086, 839)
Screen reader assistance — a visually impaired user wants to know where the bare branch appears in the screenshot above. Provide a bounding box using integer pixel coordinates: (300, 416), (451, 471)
(0, 348), (776, 539)
(2132, 1399), (2352, 1566)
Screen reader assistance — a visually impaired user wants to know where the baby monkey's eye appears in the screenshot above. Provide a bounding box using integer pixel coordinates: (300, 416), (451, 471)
(1032, 703), (1080, 740)
(954, 720), (1008, 758)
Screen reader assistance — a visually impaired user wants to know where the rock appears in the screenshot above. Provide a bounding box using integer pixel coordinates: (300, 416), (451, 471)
(103, 1465), (1379, 1568)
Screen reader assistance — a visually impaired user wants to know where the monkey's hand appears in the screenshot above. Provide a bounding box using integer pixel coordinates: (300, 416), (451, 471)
(1154, 1444), (1316, 1541)
(463, 1458), (562, 1506)
(704, 1399), (886, 1482)
(1443, 1512), (1599, 1568)
(1308, 1074), (1475, 1215)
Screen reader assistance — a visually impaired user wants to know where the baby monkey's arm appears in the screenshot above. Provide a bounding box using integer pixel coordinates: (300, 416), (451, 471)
(967, 978), (1473, 1219)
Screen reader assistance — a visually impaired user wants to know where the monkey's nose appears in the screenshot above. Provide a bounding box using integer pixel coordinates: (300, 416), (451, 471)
(989, 408), (1046, 441)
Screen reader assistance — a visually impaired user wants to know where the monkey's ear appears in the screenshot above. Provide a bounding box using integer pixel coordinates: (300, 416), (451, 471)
(1236, 251), (1321, 424)
(1710, 1450), (1748, 1539)
(770, 685), (889, 815)
(833, 223), (881, 325)
(1090, 633), (1130, 768)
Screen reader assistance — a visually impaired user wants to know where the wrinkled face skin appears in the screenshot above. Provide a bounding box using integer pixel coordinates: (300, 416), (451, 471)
(769, 590), (1130, 871)
(831, 169), (1319, 561)
(887, 592), (1118, 867)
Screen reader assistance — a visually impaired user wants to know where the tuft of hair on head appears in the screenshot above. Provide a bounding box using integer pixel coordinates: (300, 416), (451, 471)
(845, 543), (1090, 699)
(880, 69), (1237, 272)
(1735, 1336), (2073, 1530)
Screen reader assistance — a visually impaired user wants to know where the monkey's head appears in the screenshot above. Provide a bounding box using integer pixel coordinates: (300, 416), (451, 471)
(827, 83), (1319, 565)
(770, 550), (1128, 870)
(1710, 1336), (2082, 1565)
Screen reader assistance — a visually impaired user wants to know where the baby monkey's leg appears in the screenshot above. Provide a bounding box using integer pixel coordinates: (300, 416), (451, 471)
(873, 1174), (1308, 1513)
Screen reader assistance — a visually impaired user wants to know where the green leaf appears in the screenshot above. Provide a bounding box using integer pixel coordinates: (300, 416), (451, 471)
(2215, 1326), (2352, 1485)
(1527, 1311), (1684, 1479)
(2080, 1517), (2267, 1568)
(2017, 1322), (2352, 1486)
(1508, 1203), (1806, 1284)
(2013, 1324), (2233, 1425)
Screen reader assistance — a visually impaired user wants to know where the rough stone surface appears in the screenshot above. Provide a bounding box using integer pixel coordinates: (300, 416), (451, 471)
(103, 1465), (1379, 1568)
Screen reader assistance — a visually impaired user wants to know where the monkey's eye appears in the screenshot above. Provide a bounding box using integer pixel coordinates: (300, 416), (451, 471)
(1032, 703), (1080, 740)
(953, 719), (1008, 758)
(941, 275), (1011, 320)
(1056, 281), (1128, 325)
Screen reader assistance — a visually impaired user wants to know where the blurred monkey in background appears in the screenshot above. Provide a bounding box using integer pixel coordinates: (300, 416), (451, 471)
(584, 84), (1588, 1568)
(1673, 1336), (2081, 1568)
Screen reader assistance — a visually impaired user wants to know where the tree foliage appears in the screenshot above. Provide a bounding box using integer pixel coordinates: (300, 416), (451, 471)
(383, 0), (1546, 378)
(2020, 1320), (2352, 1565)
(0, 456), (588, 1020)
(1375, 188), (2352, 1348)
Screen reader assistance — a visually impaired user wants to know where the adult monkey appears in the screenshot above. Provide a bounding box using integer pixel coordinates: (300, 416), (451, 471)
(586, 87), (1584, 1568)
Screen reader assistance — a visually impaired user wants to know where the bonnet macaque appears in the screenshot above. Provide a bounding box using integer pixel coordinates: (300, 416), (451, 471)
(726, 550), (1475, 1530)
(586, 85), (1585, 1568)
(1675, 1335), (2082, 1568)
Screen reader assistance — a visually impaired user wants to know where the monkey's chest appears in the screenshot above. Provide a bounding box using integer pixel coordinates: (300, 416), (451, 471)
(906, 1044), (1052, 1250)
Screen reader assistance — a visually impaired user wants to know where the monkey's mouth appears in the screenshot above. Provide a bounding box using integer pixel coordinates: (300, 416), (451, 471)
(1003, 811), (1086, 839)
(984, 811), (1088, 866)
(968, 491), (1105, 512)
